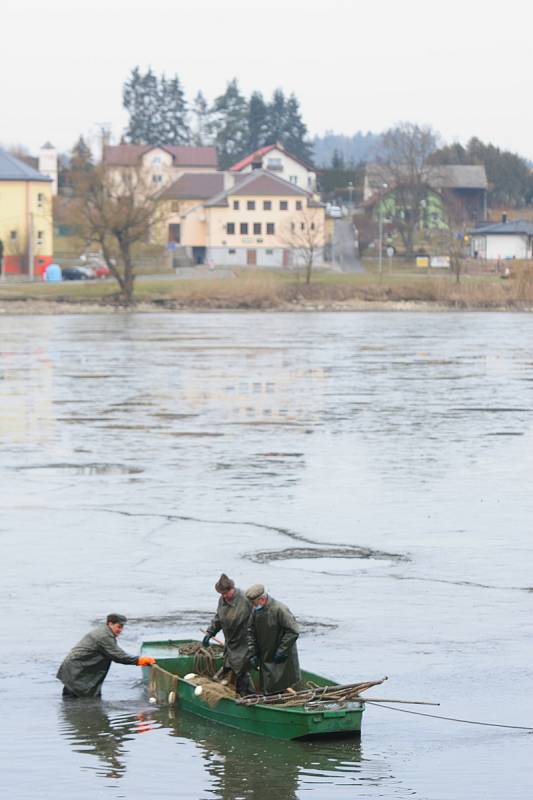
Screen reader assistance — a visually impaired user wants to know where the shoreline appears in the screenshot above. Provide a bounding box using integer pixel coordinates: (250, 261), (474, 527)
(0, 298), (530, 315)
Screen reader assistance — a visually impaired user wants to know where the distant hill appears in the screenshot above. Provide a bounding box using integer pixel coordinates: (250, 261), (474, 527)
(312, 131), (379, 167)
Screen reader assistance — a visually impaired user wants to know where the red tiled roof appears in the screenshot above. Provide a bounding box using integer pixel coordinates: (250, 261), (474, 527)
(103, 144), (218, 168)
(159, 172), (225, 200)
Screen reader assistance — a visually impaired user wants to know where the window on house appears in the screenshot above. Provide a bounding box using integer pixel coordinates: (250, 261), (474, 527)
(152, 174), (163, 183)
(152, 156), (162, 165)
(247, 200), (256, 210)
(233, 200), (240, 210)
(226, 222), (235, 234)
(37, 230), (44, 243)
(171, 201), (180, 212)
(291, 222), (296, 232)
(228, 249), (236, 255)
(311, 222), (315, 230)
(300, 222), (305, 230)
(37, 192), (44, 207)
(253, 223), (262, 235)
(266, 249), (273, 255)
(10, 230), (17, 240)
(240, 222), (248, 234)
(266, 223), (275, 235)
(263, 200), (272, 210)
(290, 176), (298, 185)
(280, 201), (288, 211)
(266, 157), (283, 171)
(296, 200), (302, 210)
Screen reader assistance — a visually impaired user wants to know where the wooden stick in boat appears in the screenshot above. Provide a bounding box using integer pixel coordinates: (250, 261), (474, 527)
(237, 677), (388, 706)
(362, 698), (440, 706)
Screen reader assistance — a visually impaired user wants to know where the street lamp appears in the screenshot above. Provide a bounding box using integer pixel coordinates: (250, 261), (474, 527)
(378, 183), (388, 276)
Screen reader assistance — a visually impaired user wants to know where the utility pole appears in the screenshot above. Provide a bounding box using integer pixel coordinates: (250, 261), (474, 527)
(378, 183), (388, 276)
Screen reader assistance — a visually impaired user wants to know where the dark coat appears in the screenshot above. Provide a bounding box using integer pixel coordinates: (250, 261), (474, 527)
(206, 589), (252, 674)
(247, 596), (300, 694)
(56, 624), (138, 697)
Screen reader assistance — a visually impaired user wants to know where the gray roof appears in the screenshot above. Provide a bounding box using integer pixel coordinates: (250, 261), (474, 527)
(366, 163), (488, 191)
(205, 170), (314, 207)
(0, 148), (51, 182)
(469, 220), (533, 236)
(160, 172), (226, 200)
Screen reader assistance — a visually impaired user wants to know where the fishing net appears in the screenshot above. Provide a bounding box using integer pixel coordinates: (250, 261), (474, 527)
(187, 675), (236, 708)
(177, 643), (223, 677)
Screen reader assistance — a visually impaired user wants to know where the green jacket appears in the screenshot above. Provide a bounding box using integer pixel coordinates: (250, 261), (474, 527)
(247, 596), (300, 694)
(206, 589), (252, 673)
(56, 624), (138, 697)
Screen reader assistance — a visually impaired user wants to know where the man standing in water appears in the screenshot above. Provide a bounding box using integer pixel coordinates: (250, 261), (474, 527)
(203, 573), (254, 696)
(57, 614), (155, 698)
(246, 584), (300, 694)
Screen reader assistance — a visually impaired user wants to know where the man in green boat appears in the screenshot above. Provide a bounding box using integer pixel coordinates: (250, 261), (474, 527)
(202, 573), (254, 696)
(245, 584), (301, 695)
(57, 614), (155, 699)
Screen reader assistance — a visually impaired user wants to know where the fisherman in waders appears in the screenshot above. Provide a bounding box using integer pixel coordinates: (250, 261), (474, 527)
(57, 614), (155, 698)
(203, 574), (254, 696)
(245, 584), (301, 695)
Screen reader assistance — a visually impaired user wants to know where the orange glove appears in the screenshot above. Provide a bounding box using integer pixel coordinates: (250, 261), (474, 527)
(137, 656), (156, 666)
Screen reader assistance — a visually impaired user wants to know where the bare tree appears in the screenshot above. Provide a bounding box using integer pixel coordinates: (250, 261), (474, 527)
(282, 206), (326, 284)
(374, 122), (440, 258)
(71, 164), (164, 304)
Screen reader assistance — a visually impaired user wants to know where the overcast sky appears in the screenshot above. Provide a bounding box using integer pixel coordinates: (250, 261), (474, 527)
(3, 0), (533, 159)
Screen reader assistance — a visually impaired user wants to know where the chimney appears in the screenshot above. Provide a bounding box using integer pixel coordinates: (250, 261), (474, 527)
(502, 212), (507, 224)
(223, 171), (236, 191)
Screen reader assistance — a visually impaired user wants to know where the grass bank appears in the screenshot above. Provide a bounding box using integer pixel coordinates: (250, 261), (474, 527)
(1, 270), (533, 312)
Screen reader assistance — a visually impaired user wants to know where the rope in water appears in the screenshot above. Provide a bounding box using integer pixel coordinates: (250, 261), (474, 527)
(367, 702), (533, 731)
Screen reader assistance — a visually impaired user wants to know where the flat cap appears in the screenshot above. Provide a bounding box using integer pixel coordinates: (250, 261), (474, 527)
(245, 583), (265, 601)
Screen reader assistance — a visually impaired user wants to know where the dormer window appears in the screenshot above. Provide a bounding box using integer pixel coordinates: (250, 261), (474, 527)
(152, 174), (163, 184)
(152, 156), (162, 165)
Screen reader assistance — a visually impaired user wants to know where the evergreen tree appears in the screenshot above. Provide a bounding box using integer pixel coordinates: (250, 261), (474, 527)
(247, 91), (269, 152)
(210, 79), (249, 168)
(265, 88), (287, 145)
(283, 93), (313, 163)
(158, 74), (190, 145)
(122, 67), (189, 145)
(331, 148), (345, 169)
(123, 66), (161, 144)
(70, 135), (93, 173)
(192, 90), (211, 146)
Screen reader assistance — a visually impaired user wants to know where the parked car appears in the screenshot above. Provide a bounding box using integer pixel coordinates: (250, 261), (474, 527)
(326, 204), (342, 219)
(62, 267), (91, 281)
(79, 251), (110, 278)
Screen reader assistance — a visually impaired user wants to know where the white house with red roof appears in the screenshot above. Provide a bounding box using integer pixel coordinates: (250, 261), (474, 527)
(229, 143), (316, 192)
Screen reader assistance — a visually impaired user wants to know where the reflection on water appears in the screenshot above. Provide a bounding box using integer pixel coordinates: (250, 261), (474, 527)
(58, 701), (373, 799)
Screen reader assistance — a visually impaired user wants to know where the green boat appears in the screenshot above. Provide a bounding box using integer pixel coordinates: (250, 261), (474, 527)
(140, 638), (364, 741)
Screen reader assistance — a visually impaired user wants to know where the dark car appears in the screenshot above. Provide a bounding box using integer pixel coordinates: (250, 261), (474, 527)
(62, 267), (90, 281)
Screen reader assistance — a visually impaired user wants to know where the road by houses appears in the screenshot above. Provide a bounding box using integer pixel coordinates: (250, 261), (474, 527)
(332, 218), (363, 272)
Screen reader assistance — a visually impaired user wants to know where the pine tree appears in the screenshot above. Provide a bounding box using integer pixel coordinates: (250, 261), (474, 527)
(247, 91), (269, 152)
(191, 91), (212, 146)
(283, 93), (314, 164)
(158, 73), (190, 145)
(122, 67), (189, 145)
(265, 88), (287, 145)
(70, 136), (93, 173)
(211, 79), (249, 169)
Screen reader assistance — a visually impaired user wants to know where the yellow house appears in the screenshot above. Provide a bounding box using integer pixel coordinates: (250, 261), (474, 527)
(160, 170), (326, 267)
(0, 149), (53, 277)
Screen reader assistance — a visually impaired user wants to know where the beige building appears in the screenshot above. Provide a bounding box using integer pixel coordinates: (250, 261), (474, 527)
(103, 144), (218, 193)
(160, 170), (325, 267)
(229, 143), (316, 192)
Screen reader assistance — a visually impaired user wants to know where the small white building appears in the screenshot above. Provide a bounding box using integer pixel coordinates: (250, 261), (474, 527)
(229, 143), (316, 192)
(470, 220), (533, 260)
(38, 142), (58, 195)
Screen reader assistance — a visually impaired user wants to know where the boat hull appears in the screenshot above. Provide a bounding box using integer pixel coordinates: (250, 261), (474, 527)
(141, 639), (363, 741)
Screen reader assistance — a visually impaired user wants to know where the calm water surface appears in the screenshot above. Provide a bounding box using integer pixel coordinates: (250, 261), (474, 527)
(1, 311), (532, 799)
